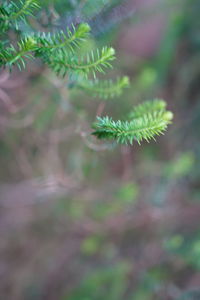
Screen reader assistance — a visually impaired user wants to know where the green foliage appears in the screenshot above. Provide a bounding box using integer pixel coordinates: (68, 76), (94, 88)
(164, 232), (200, 270)
(63, 264), (129, 300)
(0, 0), (40, 29)
(0, 23), (91, 69)
(128, 99), (166, 119)
(77, 76), (130, 99)
(164, 152), (195, 179)
(92, 100), (173, 145)
(35, 23), (91, 54)
(116, 182), (139, 204)
(0, 1), (199, 299)
(0, 36), (38, 69)
(0, 0), (173, 146)
(47, 46), (115, 78)
(81, 235), (102, 255)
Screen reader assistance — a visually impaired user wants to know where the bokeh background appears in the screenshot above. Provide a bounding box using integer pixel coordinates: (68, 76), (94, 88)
(0, 0), (200, 299)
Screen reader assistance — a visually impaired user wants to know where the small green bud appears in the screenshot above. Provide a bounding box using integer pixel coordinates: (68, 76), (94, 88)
(109, 47), (115, 56)
(163, 111), (173, 121)
(121, 76), (130, 87)
(76, 23), (91, 36)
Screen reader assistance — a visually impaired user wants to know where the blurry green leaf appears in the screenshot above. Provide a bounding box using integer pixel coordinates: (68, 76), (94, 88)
(164, 232), (200, 270)
(164, 235), (184, 250)
(192, 240), (200, 256)
(116, 182), (139, 204)
(136, 68), (157, 91)
(92, 202), (121, 219)
(63, 263), (130, 300)
(81, 236), (102, 255)
(165, 152), (195, 179)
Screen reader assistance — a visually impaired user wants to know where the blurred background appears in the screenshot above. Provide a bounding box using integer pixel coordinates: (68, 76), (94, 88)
(0, 0), (200, 299)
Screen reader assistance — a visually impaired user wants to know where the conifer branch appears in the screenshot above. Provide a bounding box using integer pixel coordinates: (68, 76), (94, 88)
(0, 0), (40, 23)
(92, 100), (173, 145)
(0, 24), (91, 69)
(0, 2), (173, 147)
(34, 23), (91, 54)
(128, 99), (166, 119)
(47, 47), (116, 78)
(78, 76), (130, 99)
(0, 36), (38, 69)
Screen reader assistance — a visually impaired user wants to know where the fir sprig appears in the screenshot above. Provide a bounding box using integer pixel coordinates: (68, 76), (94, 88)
(0, 24), (91, 69)
(0, 0), (40, 22)
(0, 36), (38, 69)
(78, 76), (130, 99)
(129, 99), (166, 119)
(34, 23), (91, 54)
(47, 47), (116, 78)
(92, 100), (173, 145)
(0, 1), (173, 147)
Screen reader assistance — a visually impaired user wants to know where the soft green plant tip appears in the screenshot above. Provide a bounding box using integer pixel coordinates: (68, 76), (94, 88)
(77, 23), (91, 34)
(154, 98), (167, 108)
(81, 236), (100, 255)
(163, 111), (173, 121)
(165, 235), (184, 249)
(109, 47), (115, 56)
(122, 76), (130, 86)
(26, 36), (37, 46)
(78, 23), (91, 33)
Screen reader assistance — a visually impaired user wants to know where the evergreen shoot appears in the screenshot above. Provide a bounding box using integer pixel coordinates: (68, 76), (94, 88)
(0, 0), (173, 146)
(92, 100), (173, 145)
